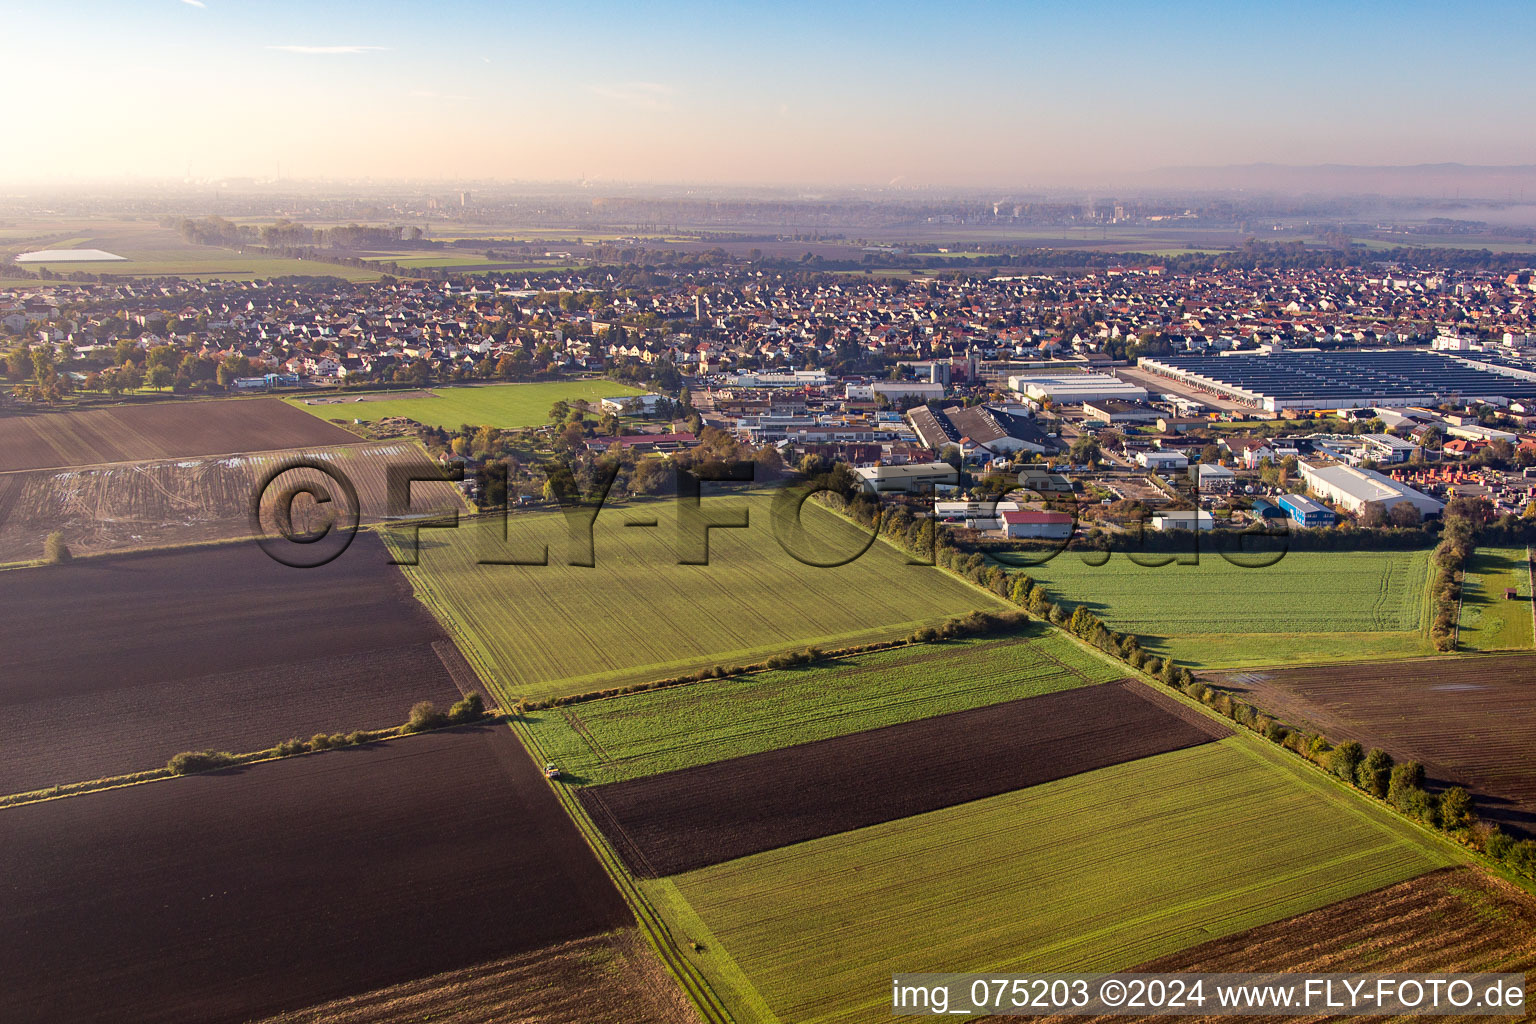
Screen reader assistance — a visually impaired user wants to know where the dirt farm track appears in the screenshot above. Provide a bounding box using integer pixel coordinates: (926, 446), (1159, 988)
(0, 726), (633, 1024)
(0, 398), (358, 473)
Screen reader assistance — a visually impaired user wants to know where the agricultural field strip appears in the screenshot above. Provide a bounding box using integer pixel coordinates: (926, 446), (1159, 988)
(578, 680), (1230, 877)
(0, 727), (633, 1024)
(390, 497), (1002, 701)
(1219, 655), (1536, 836)
(0, 397), (360, 473)
(1015, 867), (1536, 1024)
(525, 628), (1125, 785)
(288, 380), (649, 430)
(0, 535), (468, 793)
(659, 737), (1458, 1024)
(1456, 546), (1535, 651)
(1018, 549), (1433, 635)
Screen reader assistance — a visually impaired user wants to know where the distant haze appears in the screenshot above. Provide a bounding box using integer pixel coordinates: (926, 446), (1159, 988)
(5, 0), (1535, 194)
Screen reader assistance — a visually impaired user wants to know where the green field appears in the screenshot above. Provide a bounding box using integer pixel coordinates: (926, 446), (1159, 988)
(524, 626), (1125, 784)
(651, 737), (1455, 1024)
(1017, 549), (1435, 668)
(288, 380), (647, 430)
(388, 493), (1004, 701)
(1457, 546), (1535, 651)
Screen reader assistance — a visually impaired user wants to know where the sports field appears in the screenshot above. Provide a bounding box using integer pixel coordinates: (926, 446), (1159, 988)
(389, 493), (1003, 702)
(1457, 546), (1534, 652)
(650, 737), (1455, 1024)
(289, 381), (648, 429)
(1017, 548), (1435, 668)
(524, 627), (1125, 785)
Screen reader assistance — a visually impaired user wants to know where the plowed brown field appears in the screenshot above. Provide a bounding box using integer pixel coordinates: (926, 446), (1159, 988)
(1016, 867), (1536, 1024)
(0, 535), (465, 793)
(248, 930), (699, 1024)
(1218, 656), (1536, 836)
(579, 680), (1228, 876)
(0, 725), (633, 1024)
(0, 398), (357, 472)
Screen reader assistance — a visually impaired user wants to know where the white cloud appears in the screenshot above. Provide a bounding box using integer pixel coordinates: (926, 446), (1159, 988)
(180, 0), (206, 8)
(589, 81), (675, 111)
(266, 45), (389, 55)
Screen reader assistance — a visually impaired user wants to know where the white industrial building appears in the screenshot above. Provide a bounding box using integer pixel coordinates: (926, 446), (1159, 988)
(845, 380), (948, 403)
(1151, 510), (1215, 531)
(1299, 461), (1445, 518)
(934, 499), (1019, 531)
(1008, 373), (1147, 405)
(853, 461), (959, 494)
(1000, 509), (1075, 539)
(1137, 450), (1189, 471)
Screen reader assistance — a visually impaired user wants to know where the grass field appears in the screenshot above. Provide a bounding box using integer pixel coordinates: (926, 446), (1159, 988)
(650, 737), (1456, 1024)
(1017, 549), (1435, 668)
(1457, 546), (1534, 652)
(524, 627), (1125, 785)
(388, 492), (1004, 702)
(289, 381), (647, 429)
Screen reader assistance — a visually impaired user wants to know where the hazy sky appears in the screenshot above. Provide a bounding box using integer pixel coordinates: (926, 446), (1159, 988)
(6, 0), (1535, 187)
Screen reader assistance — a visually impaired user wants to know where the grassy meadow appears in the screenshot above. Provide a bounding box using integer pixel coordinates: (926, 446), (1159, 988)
(290, 381), (647, 430)
(1017, 548), (1435, 669)
(1457, 546), (1534, 652)
(387, 493), (1004, 702)
(523, 626), (1126, 784)
(652, 737), (1456, 1024)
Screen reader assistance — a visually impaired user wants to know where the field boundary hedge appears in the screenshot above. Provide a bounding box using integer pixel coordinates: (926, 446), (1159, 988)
(0, 696), (492, 809)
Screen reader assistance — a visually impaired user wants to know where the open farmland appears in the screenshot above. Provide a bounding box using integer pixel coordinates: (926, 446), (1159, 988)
(524, 626), (1125, 785)
(1017, 548), (1434, 668)
(650, 738), (1455, 1024)
(2, 219), (381, 281)
(250, 929), (700, 1024)
(391, 493), (1002, 701)
(1021, 868), (1536, 1024)
(0, 440), (462, 564)
(1219, 654), (1536, 836)
(289, 380), (649, 430)
(1456, 546), (1534, 651)
(0, 726), (632, 1024)
(580, 681), (1226, 876)
(0, 535), (470, 794)
(0, 398), (358, 473)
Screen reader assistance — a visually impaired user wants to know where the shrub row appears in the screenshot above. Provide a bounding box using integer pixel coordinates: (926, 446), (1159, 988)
(518, 611), (1033, 713)
(167, 693), (490, 774)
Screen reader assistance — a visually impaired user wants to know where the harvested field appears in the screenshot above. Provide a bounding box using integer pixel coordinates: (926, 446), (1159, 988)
(1219, 654), (1536, 836)
(393, 492), (1003, 701)
(581, 681), (1229, 876)
(0, 726), (633, 1024)
(656, 738), (1455, 1024)
(250, 930), (700, 1024)
(0, 535), (467, 793)
(1018, 868), (1536, 1024)
(0, 440), (462, 564)
(0, 398), (357, 472)
(525, 626), (1126, 786)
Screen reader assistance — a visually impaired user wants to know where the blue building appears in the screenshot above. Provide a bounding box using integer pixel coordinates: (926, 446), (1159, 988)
(1277, 493), (1336, 528)
(1249, 498), (1286, 520)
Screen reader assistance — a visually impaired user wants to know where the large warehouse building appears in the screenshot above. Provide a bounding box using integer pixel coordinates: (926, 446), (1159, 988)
(1008, 373), (1148, 405)
(1299, 461), (1445, 518)
(1137, 350), (1536, 411)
